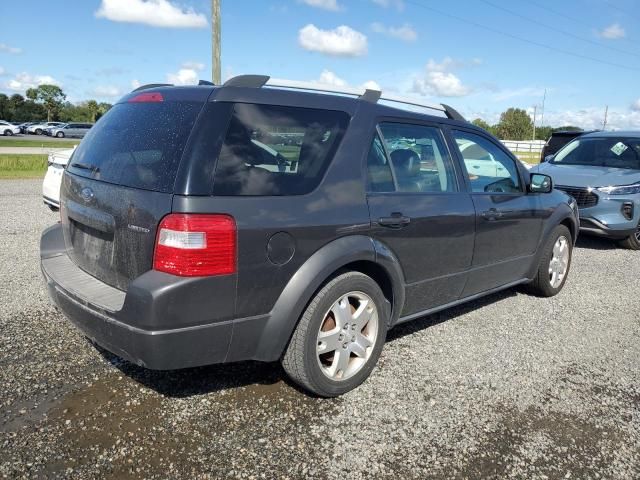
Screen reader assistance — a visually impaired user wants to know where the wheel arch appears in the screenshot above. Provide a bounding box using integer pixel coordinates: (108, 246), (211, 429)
(251, 235), (405, 362)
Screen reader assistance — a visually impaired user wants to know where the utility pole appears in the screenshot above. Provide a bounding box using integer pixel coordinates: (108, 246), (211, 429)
(540, 89), (546, 127)
(602, 105), (608, 131)
(532, 105), (537, 140)
(212, 0), (221, 84)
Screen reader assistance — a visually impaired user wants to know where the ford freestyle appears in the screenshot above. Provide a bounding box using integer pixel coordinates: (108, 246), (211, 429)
(40, 75), (578, 396)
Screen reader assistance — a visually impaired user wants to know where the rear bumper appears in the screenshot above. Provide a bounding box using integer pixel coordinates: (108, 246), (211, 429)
(40, 224), (270, 370)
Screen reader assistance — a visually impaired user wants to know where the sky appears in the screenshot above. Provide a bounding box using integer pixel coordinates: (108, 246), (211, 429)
(1, 0), (639, 129)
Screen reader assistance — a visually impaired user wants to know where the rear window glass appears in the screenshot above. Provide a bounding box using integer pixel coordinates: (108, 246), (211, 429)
(67, 101), (202, 192)
(213, 103), (349, 196)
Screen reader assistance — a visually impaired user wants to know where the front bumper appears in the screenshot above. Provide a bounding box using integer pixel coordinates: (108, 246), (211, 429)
(578, 194), (640, 240)
(40, 224), (257, 370)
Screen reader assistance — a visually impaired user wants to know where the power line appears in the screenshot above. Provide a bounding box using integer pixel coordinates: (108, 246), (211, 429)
(478, 0), (640, 59)
(602, 0), (640, 23)
(526, 0), (640, 49)
(403, 0), (640, 72)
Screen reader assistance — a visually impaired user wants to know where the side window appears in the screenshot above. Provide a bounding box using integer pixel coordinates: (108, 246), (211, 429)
(453, 130), (522, 194)
(213, 103), (350, 196)
(367, 133), (395, 192)
(379, 122), (456, 193)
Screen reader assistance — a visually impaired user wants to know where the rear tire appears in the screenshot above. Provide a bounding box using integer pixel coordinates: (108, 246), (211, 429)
(35, 128), (42, 135)
(282, 271), (388, 397)
(4, 129), (13, 136)
(528, 225), (572, 297)
(56, 132), (64, 138)
(617, 224), (640, 250)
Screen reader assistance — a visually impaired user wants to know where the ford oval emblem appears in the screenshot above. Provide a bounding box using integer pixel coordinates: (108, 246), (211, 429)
(80, 187), (94, 202)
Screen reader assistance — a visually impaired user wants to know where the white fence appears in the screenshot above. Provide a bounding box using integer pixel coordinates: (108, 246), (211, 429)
(501, 140), (545, 154)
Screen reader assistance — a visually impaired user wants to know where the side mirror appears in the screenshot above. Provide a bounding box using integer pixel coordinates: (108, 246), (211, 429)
(529, 173), (553, 193)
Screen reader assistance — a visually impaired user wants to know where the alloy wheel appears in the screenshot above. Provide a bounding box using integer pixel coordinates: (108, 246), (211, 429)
(549, 235), (570, 288)
(316, 291), (379, 381)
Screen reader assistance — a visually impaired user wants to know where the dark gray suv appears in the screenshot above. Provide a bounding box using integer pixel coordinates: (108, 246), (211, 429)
(40, 75), (578, 396)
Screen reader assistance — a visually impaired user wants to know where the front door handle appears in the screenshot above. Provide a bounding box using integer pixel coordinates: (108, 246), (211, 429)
(378, 213), (411, 228)
(481, 208), (504, 220)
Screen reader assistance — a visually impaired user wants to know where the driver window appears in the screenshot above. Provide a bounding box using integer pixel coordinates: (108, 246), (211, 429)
(453, 130), (522, 194)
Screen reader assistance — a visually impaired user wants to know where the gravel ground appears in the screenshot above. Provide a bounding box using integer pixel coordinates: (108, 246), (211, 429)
(1, 178), (639, 479)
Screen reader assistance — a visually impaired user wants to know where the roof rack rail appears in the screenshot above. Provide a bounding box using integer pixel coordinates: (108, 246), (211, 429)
(131, 83), (173, 92)
(221, 74), (466, 121)
(198, 79), (215, 86)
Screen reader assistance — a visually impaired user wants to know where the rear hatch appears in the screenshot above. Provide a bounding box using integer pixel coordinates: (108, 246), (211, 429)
(61, 92), (205, 290)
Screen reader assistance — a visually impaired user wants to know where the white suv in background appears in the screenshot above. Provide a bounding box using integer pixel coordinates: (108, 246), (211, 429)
(28, 121), (65, 135)
(0, 121), (20, 136)
(42, 147), (75, 210)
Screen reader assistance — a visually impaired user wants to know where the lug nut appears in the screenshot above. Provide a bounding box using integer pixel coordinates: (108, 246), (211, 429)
(338, 334), (344, 341)
(343, 343), (348, 349)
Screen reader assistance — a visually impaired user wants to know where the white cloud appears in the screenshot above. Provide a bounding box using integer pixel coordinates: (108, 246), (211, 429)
(95, 0), (207, 28)
(298, 24), (368, 57)
(300, 0), (341, 11)
(131, 79), (141, 89)
(371, 22), (417, 42)
(92, 85), (122, 98)
(317, 69), (348, 87)
(0, 43), (22, 54)
(597, 23), (626, 39)
(371, 0), (404, 11)
(167, 62), (204, 85)
(4, 72), (59, 92)
(0, 66), (6, 76)
(412, 58), (471, 97)
(361, 80), (381, 90)
(631, 99), (640, 112)
(542, 107), (640, 130)
(315, 70), (380, 92)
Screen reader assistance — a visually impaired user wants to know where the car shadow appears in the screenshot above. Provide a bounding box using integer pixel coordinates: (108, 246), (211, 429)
(574, 236), (617, 251)
(92, 287), (520, 398)
(93, 344), (291, 398)
(386, 288), (518, 343)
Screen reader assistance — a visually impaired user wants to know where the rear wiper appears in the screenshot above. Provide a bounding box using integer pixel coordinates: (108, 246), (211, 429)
(71, 162), (100, 173)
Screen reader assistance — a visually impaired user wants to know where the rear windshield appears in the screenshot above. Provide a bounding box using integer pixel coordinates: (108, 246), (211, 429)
(552, 137), (640, 170)
(212, 103), (350, 196)
(67, 101), (202, 192)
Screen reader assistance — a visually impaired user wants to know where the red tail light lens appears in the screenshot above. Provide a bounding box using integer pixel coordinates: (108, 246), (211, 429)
(128, 92), (164, 103)
(153, 214), (236, 277)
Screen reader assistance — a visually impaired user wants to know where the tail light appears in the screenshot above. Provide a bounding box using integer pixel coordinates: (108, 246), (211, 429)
(128, 92), (164, 103)
(153, 214), (236, 277)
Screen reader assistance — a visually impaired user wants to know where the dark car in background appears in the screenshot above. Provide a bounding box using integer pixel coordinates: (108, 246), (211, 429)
(541, 130), (596, 162)
(40, 75), (578, 397)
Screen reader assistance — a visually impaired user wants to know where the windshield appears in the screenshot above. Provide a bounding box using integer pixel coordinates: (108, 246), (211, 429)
(67, 100), (202, 192)
(552, 136), (640, 170)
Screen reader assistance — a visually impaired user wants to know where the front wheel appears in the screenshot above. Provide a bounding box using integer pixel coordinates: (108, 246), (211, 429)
(528, 225), (572, 297)
(56, 132), (64, 138)
(617, 224), (640, 250)
(4, 129), (13, 136)
(282, 271), (388, 397)
(35, 128), (43, 135)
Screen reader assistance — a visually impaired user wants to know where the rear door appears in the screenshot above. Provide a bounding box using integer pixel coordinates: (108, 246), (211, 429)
(450, 129), (543, 295)
(366, 121), (475, 317)
(62, 95), (204, 290)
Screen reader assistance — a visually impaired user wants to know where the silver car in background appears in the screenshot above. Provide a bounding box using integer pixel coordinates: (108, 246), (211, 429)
(532, 131), (640, 249)
(49, 122), (93, 138)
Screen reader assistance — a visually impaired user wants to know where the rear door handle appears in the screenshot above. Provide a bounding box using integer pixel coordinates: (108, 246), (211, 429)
(378, 213), (411, 228)
(481, 208), (504, 220)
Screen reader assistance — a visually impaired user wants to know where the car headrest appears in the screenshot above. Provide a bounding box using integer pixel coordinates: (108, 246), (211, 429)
(390, 149), (420, 177)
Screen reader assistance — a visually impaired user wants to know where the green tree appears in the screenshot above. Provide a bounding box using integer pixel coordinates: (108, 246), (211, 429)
(86, 100), (99, 122)
(25, 84), (67, 121)
(553, 126), (583, 132)
(0, 94), (8, 120)
(535, 125), (553, 141)
(471, 118), (491, 131)
(496, 108), (533, 140)
(97, 102), (112, 120)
